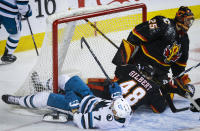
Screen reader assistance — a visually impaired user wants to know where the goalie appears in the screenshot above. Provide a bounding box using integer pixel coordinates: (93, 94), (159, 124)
(2, 74), (132, 129)
(112, 6), (196, 110)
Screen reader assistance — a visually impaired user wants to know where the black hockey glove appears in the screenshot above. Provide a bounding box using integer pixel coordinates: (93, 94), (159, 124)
(190, 98), (200, 112)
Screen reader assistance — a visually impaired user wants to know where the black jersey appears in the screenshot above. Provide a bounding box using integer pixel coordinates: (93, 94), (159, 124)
(113, 16), (190, 77)
(115, 64), (166, 112)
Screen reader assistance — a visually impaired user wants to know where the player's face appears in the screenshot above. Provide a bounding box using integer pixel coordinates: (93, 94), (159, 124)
(176, 16), (194, 34)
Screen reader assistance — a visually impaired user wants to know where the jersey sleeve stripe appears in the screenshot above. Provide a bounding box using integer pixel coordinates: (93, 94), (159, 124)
(0, 6), (18, 15)
(141, 45), (171, 66)
(88, 112), (93, 129)
(132, 28), (148, 42)
(175, 62), (187, 67)
(0, 1), (18, 9)
(81, 115), (86, 129)
(85, 99), (97, 113)
(80, 95), (95, 113)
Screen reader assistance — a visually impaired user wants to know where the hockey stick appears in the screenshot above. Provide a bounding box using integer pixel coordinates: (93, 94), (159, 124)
(84, 19), (119, 49)
(164, 90), (189, 113)
(171, 62), (200, 81)
(27, 18), (39, 56)
(157, 62), (200, 113)
(80, 37), (113, 85)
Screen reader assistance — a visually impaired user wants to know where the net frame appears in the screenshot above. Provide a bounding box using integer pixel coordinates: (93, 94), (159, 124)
(51, 3), (147, 93)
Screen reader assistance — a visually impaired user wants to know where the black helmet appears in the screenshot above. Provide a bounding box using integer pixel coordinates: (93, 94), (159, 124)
(136, 64), (155, 80)
(175, 6), (194, 33)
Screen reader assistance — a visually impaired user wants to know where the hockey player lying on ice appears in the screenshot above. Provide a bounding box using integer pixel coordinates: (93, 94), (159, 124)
(2, 63), (199, 127)
(2, 74), (132, 129)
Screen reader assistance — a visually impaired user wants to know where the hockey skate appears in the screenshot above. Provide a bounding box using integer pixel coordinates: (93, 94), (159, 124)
(43, 111), (69, 123)
(0, 48), (17, 64)
(2, 94), (21, 105)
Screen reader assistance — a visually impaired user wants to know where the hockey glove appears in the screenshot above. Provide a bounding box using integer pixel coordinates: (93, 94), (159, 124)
(173, 74), (194, 97)
(190, 98), (200, 112)
(23, 4), (32, 18)
(65, 91), (80, 113)
(109, 82), (122, 100)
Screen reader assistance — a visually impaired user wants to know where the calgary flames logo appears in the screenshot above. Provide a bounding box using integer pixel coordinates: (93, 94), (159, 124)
(163, 42), (182, 63)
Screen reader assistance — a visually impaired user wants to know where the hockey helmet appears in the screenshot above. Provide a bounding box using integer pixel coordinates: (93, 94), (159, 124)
(175, 6), (194, 33)
(136, 64), (155, 80)
(111, 98), (132, 118)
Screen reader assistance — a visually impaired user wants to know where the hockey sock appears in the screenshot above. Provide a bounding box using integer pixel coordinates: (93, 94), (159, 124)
(19, 92), (50, 108)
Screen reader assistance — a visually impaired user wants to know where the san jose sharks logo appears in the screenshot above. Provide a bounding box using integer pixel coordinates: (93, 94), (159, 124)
(163, 42), (182, 63)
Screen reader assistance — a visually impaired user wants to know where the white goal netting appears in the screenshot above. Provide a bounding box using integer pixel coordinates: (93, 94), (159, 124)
(15, 3), (147, 96)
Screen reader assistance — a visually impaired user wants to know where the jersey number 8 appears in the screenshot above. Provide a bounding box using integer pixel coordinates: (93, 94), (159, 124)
(120, 80), (146, 106)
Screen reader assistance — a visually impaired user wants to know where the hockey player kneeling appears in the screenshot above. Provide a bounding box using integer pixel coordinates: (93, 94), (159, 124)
(88, 64), (197, 113)
(2, 75), (132, 129)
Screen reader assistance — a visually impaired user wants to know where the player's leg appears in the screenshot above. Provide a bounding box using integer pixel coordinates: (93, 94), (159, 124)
(63, 75), (93, 98)
(2, 91), (78, 112)
(149, 90), (167, 113)
(1, 15), (21, 63)
(2, 92), (50, 108)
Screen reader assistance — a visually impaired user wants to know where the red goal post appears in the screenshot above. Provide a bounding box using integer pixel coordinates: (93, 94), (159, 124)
(52, 3), (147, 93)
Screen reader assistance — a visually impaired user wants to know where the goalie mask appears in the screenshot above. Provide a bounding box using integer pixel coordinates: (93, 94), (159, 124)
(136, 64), (155, 80)
(111, 98), (132, 118)
(175, 6), (194, 33)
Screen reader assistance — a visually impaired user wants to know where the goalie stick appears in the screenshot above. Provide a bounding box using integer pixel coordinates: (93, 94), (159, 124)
(157, 62), (200, 113)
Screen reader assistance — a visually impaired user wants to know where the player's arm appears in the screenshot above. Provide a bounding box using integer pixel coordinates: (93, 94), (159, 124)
(171, 36), (189, 77)
(112, 16), (166, 65)
(73, 112), (95, 129)
(127, 16), (166, 46)
(16, 0), (32, 18)
(109, 82), (122, 100)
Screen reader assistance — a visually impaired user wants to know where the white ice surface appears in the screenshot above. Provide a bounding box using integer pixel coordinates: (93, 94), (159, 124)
(0, 20), (200, 131)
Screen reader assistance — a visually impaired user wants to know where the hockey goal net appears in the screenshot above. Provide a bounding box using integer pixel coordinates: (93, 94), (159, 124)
(15, 3), (147, 96)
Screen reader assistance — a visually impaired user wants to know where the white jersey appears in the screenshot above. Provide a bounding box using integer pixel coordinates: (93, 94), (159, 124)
(73, 95), (131, 129)
(0, 0), (29, 18)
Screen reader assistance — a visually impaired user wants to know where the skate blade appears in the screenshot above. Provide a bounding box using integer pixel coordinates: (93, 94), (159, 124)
(43, 114), (68, 123)
(0, 60), (13, 65)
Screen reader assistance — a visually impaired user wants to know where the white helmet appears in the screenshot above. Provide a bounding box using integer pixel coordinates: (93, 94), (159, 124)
(112, 98), (132, 118)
